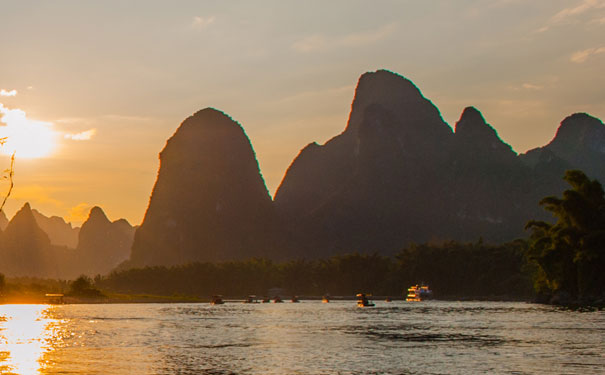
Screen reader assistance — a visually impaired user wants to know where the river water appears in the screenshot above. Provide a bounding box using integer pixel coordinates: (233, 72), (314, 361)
(0, 301), (603, 374)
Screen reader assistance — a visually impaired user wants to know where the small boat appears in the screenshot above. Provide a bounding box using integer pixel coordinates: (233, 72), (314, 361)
(45, 293), (65, 305)
(262, 297), (271, 303)
(243, 295), (258, 303)
(322, 295), (330, 303)
(406, 284), (433, 301)
(356, 293), (375, 307)
(273, 296), (283, 303)
(291, 296), (300, 303)
(211, 295), (224, 305)
(385, 296), (392, 302)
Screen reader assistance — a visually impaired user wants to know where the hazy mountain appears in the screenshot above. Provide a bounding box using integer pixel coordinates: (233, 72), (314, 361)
(0, 203), (134, 278)
(0, 203), (73, 278)
(0, 210), (8, 231)
(32, 208), (80, 248)
(76, 206), (135, 276)
(129, 108), (280, 267)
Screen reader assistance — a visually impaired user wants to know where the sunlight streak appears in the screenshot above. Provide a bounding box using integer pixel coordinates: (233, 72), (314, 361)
(0, 305), (57, 375)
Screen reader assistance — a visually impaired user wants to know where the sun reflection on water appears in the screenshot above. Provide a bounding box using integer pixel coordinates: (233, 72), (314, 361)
(0, 305), (60, 375)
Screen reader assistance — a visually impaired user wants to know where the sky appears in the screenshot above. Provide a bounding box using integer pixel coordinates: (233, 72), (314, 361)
(0, 0), (603, 226)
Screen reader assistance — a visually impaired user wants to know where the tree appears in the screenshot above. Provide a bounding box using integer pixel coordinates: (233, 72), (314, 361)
(69, 275), (105, 298)
(525, 170), (605, 302)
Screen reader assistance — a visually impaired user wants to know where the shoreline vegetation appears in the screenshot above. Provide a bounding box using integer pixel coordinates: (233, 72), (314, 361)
(0, 171), (602, 309)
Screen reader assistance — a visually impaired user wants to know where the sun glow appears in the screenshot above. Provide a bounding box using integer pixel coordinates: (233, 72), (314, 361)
(0, 305), (57, 375)
(0, 104), (58, 159)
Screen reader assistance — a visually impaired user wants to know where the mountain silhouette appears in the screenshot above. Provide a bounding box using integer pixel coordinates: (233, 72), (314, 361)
(0, 204), (134, 278)
(129, 108), (280, 267)
(76, 206), (135, 276)
(32, 208), (80, 248)
(0, 203), (57, 277)
(521, 113), (605, 183)
(275, 70), (605, 257)
(0, 211), (8, 231)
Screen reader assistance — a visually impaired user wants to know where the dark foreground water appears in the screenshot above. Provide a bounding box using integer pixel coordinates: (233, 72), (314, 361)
(0, 301), (603, 374)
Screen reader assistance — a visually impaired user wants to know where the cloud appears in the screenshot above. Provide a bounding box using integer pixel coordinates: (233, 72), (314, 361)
(291, 35), (328, 53)
(539, 0), (605, 32)
(570, 46), (605, 62)
(191, 15), (215, 30)
(292, 23), (397, 53)
(522, 83), (544, 90)
(591, 16), (605, 24)
(65, 202), (93, 224)
(64, 129), (96, 141)
(0, 89), (17, 97)
(10, 185), (63, 207)
(551, 0), (605, 23)
(341, 23), (398, 47)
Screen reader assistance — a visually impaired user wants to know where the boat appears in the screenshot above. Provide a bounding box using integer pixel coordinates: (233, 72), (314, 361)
(262, 297), (270, 303)
(243, 295), (258, 303)
(356, 293), (375, 307)
(291, 296), (300, 303)
(322, 295), (330, 303)
(273, 296), (283, 303)
(406, 284), (433, 301)
(385, 296), (392, 302)
(45, 293), (65, 304)
(211, 295), (224, 305)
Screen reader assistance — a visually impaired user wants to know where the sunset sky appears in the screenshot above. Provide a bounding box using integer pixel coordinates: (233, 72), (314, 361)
(0, 0), (603, 226)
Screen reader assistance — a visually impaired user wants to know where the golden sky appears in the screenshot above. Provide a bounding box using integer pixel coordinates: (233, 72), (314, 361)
(0, 0), (604, 226)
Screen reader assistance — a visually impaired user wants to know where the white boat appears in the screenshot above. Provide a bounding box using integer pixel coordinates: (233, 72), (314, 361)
(406, 284), (433, 301)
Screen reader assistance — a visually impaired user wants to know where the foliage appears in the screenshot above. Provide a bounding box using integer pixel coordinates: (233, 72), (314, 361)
(525, 170), (605, 302)
(98, 244), (533, 299)
(395, 239), (534, 299)
(68, 275), (105, 298)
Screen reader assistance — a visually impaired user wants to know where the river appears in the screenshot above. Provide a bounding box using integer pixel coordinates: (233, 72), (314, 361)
(0, 301), (603, 374)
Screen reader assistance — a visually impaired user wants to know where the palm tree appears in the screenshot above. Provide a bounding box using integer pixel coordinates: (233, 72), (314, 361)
(526, 170), (605, 301)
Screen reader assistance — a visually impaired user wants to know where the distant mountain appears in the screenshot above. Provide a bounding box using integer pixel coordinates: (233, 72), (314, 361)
(0, 210), (8, 231)
(0, 203), (73, 278)
(129, 108), (280, 267)
(76, 206), (135, 275)
(0, 203), (135, 278)
(32, 208), (80, 248)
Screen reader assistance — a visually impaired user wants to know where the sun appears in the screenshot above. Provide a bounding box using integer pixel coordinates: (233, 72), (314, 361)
(0, 106), (58, 159)
(1, 123), (57, 159)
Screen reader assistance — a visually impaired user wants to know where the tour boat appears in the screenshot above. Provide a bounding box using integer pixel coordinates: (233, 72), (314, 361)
(211, 295), (225, 305)
(406, 284), (433, 301)
(356, 293), (375, 307)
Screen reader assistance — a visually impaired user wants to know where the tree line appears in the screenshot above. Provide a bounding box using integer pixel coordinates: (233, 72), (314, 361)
(97, 240), (534, 299)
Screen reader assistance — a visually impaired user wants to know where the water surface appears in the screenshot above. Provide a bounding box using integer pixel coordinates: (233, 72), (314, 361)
(0, 301), (603, 374)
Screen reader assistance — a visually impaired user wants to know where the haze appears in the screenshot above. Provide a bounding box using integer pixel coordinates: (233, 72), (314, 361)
(0, 0), (603, 225)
